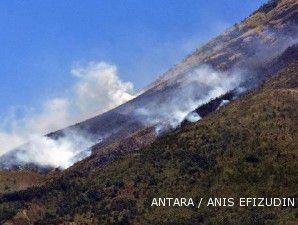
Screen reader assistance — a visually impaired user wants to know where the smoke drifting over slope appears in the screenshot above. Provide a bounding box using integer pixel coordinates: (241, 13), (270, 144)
(13, 132), (94, 169)
(1, 40), (296, 169)
(135, 65), (246, 132)
(0, 98), (74, 156)
(0, 62), (136, 169)
(1, 0), (296, 170)
(0, 63), (247, 169)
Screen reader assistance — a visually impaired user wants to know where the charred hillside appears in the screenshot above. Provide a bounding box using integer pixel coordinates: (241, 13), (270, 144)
(0, 0), (296, 171)
(0, 61), (297, 225)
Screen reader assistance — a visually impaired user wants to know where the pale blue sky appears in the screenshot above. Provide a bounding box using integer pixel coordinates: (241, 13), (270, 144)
(0, 0), (267, 116)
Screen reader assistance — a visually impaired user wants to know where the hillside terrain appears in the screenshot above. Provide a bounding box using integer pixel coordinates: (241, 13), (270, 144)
(0, 62), (297, 224)
(0, 0), (297, 224)
(0, 171), (46, 194)
(0, 0), (297, 171)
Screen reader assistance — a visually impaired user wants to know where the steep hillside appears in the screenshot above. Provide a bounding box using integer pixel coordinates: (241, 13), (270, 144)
(1, 62), (297, 225)
(1, 0), (296, 171)
(0, 171), (46, 194)
(146, 0), (298, 89)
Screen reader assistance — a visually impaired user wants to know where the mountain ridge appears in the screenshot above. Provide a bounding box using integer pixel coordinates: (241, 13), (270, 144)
(0, 0), (297, 173)
(0, 0), (297, 223)
(1, 61), (297, 224)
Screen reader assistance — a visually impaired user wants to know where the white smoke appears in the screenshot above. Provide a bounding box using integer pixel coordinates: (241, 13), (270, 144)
(0, 132), (25, 155)
(1, 24), (295, 169)
(219, 99), (230, 108)
(72, 61), (135, 114)
(22, 98), (74, 135)
(14, 131), (94, 169)
(0, 98), (74, 156)
(0, 61), (136, 168)
(135, 65), (246, 132)
(185, 111), (201, 123)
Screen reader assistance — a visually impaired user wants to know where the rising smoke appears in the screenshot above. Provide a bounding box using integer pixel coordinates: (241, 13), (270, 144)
(15, 131), (94, 169)
(1, 25), (296, 170)
(134, 64), (247, 133)
(0, 62), (135, 169)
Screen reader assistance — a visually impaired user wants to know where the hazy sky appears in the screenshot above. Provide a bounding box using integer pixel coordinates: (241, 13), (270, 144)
(0, 0), (267, 113)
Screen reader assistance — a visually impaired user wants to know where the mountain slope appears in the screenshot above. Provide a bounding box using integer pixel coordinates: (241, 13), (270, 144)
(1, 62), (297, 225)
(0, 1), (297, 223)
(145, 0), (298, 89)
(0, 171), (46, 194)
(1, 0), (297, 171)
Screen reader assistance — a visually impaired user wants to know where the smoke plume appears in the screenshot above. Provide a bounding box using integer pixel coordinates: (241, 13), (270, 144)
(1, 26), (295, 169)
(135, 64), (246, 132)
(0, 61), (136, 168)
(72, 61), (136, 114)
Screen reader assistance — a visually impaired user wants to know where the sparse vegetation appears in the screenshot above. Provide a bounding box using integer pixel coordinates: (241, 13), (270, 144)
(0, 171), (46, 194)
